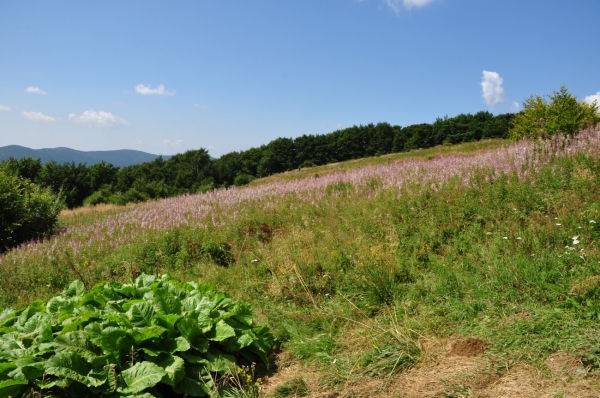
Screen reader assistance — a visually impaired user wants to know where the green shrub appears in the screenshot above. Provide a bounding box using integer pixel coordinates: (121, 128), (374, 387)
(510, 85), (599, 139)
(233, 174), (255, 187)
(0, 170), (64, 250)
(83, 185), (114, 206)
(0, 274), (274, 397)
(108, 188), (150, 206)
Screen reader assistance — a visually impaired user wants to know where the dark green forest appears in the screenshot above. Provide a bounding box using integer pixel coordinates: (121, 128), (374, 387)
(1, 111), (514, 208)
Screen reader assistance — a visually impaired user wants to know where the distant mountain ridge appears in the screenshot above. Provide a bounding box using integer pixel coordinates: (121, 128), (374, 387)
(0, 145), (171, 167)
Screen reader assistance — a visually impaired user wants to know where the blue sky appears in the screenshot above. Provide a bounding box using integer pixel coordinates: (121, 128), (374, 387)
(1, 0), (599, 157)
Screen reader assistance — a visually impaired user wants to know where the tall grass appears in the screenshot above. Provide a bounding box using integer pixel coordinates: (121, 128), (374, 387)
(2, 126), (600, 388)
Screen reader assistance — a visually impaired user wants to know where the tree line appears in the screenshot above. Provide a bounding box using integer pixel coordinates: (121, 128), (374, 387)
(1, 111), (514, 209)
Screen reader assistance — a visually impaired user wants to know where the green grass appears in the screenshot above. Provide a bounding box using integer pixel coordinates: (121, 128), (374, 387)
(2, 134), (600, 395)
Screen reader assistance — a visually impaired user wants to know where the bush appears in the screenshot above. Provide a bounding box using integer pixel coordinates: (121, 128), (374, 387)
(233, 174), (255, 187)
(510, 85), (599, 139)
(0, 274), (274, 397)
(83, 185), (114, 206)
(107, 188), (150, 206)
(0, 170), (64, 250)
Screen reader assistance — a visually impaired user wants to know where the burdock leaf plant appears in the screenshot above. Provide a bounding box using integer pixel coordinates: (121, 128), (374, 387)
(0, 274), (274, 397)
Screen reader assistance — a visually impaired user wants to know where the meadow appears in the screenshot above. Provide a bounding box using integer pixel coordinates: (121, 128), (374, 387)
(2, 127), (600, 396)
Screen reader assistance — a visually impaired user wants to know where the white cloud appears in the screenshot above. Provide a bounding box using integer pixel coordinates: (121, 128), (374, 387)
(0, 105), (10, 112)
(135, 84), (175, 96)
(193, 104), (210, 111)
(21, 111), (56, 122)
(401, 0), (436, 8)
(382, 0), (436, 13)
(162, 139), (183, 147)
(509, 102), (520, 113)
(584, 91), (600, 105)
(25, 86), (47, 95)
(481, 70), (509, 110)
(69, 109), (128, 127)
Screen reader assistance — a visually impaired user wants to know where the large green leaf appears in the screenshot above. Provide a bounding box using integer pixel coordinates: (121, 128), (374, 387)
(152, 288), (182, 315)
(211, 320), (236, 342)
(131, 325), (167, 345)
(80, 283), (121, 308)
(118, 361), (165, 394)
(172, 364), (212, 397)
(175, 336), (191, 352)
(181, 348), (235, 373)
(127, 302), (156, 327)
(16, 301), (45, 328)
(13, 357), (44, 380)
(232, 302), (253, 327)
(0, 310), (15, 324)
(177, 319), (209, 352)
(153, 313), (181, 339)
(237, 330), (256, 349)
(63, 280), (85, 298)
(0, 379), (28, 398)
(85, 325), (135, 365)
(53, 331), (104, 367)
(135, 274), (157, 289)
(149, 354), (185, 386)
(60, 310), (102, 333)
(45, 352), (105, 387)
(246, 326), (274, 369)
(0, 362), (16, 380)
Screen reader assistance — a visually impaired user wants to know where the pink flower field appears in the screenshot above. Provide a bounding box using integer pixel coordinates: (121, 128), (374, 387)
(2, 126), (600, 277)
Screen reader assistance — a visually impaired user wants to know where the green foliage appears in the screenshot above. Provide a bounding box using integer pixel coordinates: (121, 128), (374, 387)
(510, 85), (600, 139)
(233, 174), (255, 187)
(0, 170), (64, 250)
(199, 241), (235, 267)
(0, 274), (274, 397)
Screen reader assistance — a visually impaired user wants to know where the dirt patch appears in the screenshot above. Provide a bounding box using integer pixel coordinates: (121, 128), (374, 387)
(449, 337), (488, 357)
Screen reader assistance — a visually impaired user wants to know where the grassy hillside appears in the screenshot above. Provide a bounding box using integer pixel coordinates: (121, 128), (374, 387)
(2, 131), (600, 396)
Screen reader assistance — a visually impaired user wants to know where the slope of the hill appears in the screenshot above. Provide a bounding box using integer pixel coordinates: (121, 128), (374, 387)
(0, 144), (171, 166)
(2, 128), (600, 396)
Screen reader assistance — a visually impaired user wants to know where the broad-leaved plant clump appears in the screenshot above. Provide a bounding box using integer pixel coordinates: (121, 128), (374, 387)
(0, 274), (274, 397)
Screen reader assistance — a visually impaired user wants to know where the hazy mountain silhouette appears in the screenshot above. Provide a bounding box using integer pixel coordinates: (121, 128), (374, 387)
(0, 145), (172, 167)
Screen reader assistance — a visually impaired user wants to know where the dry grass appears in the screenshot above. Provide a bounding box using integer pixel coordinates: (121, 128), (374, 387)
(59, 202), (139, 217)
(263, 342), (600, 398)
